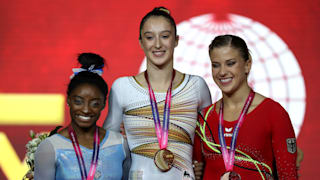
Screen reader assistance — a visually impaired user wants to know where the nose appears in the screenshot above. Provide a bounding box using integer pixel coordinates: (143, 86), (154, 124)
(218, 65), (227, 76)
(155, 36), (161, 48)
(82, 103), (90, 113)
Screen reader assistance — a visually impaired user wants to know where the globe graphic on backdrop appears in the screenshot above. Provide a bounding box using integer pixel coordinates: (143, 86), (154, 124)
(139, 13), (306, 136)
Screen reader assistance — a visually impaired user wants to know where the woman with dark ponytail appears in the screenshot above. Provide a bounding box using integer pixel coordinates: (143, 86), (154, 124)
(34, 53), (130, 180)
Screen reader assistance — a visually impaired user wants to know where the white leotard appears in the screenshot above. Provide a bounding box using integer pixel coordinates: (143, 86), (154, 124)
(103, 74), (211, 180)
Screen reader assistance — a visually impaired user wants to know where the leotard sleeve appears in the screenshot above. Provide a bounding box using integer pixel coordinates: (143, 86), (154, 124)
(270, 101), (298, 179)
(34, 139), (56, 180)
(103, 78), (124, 132)
(196, 76), (212, 111)
(193, 76), (212, 161)
(122, 137), (131, 180)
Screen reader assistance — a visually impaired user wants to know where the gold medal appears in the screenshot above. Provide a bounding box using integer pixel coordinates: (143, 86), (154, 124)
(154, 149), (174, 172)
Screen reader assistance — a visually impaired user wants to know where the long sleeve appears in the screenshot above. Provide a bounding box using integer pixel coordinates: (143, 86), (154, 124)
(270, 102), (298, 179)
(103, 78), (124, 132)
(197, 76), (212, 111)
(34, 139), (56, 180)
(122, 137), (131, 180)
(193, 76), (211, 160)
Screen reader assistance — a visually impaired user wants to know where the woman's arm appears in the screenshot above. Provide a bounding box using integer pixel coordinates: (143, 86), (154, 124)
(103, 78), (124, 132)
(270, 102), (298, 179)
(197, 76), (212, 111)
(193, 111), (208, 180)
(122, 137), (131, 180)
(34, 139), (56, 180)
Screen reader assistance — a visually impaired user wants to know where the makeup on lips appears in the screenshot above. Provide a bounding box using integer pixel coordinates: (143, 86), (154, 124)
(219, 77), (233, 86)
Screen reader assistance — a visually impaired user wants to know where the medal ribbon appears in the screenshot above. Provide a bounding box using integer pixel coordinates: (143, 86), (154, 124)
(218, 90), (255, 172)
(144, 71), (175, 149)
(68, 125), (100, 180)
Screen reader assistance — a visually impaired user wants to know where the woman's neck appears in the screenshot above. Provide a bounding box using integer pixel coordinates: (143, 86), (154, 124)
(222, 83), (251, 109)
(71, 122), (96, 139)
(145, 61), (175, 91)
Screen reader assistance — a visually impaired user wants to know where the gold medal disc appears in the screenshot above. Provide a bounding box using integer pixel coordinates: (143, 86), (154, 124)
(154, 149), (174, 172)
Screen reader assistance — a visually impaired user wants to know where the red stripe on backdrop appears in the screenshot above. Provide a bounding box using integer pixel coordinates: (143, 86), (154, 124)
(0, 0), (319, 179)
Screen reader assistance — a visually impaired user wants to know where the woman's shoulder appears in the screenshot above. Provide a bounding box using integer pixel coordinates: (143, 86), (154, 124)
(36, 133), (64, 153)
(252, 93), (267, 107)
(44, 133), (64, 143)
(42, 129), (76, 150)
(107, 130), (124, 138)
(200, 102), (216, 116)
(101, 130), (125, 147)
(112, 76), (132, 86)
(252, 92), (288, 116)
(185, 73), (201, 81)
(109, 76), (137, 95)
(186, 74), (209, 87)
(254, 93), (283, 108)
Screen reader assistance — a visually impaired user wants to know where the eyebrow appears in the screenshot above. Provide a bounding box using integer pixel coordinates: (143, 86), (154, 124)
(143, 30), (172, 35)
(212, 58), (236, 63)
(90, 98), (103, 101)
(71, 96), (102, 101)
(72, 95), (83, 99)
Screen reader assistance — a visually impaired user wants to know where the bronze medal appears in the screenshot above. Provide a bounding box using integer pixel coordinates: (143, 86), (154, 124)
(221, 171), (241, 180)
(154, 149), (174, 172)
(229, 171), (241, 180)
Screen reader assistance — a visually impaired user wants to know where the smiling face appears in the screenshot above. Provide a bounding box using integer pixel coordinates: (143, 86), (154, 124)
(67, 83), (105, 129)
(139, 16), (178, 68)
(210, 46), (251, 95)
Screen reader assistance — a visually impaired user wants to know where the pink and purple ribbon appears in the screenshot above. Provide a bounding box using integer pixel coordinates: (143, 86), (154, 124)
(68, 125), (100, 180)
(218, 90), (255, 172)
(144, 71), (175, 149)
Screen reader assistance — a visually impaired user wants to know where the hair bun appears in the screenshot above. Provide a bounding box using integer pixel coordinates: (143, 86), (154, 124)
(154, 6), (170, 15)
(77, 53), (105, 70)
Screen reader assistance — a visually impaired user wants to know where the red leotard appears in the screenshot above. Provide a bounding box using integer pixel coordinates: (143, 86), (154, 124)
(194, 98), (298, 179)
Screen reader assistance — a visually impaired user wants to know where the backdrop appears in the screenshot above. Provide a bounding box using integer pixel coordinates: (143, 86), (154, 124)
(0, 0), (319, 179)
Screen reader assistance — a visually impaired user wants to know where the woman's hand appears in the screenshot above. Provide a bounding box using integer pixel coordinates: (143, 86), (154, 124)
(220, 172), (229, 180)
(193, 160), (204, 180)
(23, 171), (34, 180)
(120, 122), (126, 138)
(296, 147), (304, 168)
(296, 147), (304, 177)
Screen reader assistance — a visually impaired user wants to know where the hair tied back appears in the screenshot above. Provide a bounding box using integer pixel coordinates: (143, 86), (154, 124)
(157, 7), (170, 14)
(70, 64), (103, 79)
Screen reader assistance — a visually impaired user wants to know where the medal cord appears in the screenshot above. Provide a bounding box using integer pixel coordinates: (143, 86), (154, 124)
(195, 104), (272, 180)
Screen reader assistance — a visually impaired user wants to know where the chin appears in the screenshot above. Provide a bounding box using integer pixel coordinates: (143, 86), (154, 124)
(75, 120), (96, 128)
(152, 58), (168, 65)
(220, 86), (236, 95)
(148, 55), (171, 65)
